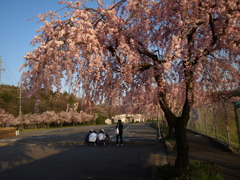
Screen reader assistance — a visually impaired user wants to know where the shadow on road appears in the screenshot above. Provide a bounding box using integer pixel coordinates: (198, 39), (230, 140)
(0, 124), (161, 180)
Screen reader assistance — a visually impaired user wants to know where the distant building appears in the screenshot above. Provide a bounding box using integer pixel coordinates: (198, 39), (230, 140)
(105, 119), (112, 125)
(112, 114), (144, 123)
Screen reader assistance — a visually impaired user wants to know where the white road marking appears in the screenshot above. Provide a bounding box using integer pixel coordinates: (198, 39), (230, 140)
(124, 125), (130, 131)
(0, 139), (18, 142)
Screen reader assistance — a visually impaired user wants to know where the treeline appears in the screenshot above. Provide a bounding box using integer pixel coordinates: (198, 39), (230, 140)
(0, 85), (83, 116)
(0, 85), (117, 126)
(0, 85), (19, 116)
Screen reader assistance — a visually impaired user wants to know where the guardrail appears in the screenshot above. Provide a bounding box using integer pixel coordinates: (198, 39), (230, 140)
(0, 127), (16, 138)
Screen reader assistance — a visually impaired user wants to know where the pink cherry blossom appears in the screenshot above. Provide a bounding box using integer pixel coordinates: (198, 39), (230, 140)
(21, 0), (239, 173)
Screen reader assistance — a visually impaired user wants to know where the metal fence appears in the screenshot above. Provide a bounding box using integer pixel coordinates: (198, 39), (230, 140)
(187, 101), (240, 149)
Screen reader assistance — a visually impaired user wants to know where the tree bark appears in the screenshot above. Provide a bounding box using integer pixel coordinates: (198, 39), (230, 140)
(157, 92), (176, 139)
(174, 117), (189, 175)
(168, 125), (174, 139)
(165, 118), (174, 139)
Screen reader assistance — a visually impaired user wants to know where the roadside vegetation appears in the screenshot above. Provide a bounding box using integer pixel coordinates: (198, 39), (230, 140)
(151, 160), (224, 180)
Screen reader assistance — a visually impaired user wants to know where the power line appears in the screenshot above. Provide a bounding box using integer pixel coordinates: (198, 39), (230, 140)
(0, 56), (6, 85)
(3, 61), (19, 85)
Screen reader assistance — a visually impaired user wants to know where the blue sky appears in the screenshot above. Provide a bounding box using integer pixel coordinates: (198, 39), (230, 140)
(0, 0), (66, 86)
(0, 0), (98, 87)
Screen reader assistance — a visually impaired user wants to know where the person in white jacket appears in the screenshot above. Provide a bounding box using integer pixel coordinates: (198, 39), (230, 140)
(97, 129), (106, 145)
(88, 130), (97, 146)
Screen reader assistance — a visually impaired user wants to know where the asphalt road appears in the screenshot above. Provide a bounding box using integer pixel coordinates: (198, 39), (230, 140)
(0, 123), (165, 180)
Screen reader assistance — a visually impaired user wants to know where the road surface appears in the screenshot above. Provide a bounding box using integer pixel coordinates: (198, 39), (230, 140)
(0, 123), (166, 180)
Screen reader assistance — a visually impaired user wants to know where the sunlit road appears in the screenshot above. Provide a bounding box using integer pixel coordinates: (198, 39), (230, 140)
(0, 123), (164, 180)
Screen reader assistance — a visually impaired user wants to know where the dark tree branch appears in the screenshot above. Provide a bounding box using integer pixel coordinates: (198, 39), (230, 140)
(209, 13), (218, 47)
(106, 45), (122, 64)
(138, 63), (152, 71)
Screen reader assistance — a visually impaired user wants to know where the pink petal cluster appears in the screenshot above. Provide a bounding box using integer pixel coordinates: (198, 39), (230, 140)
(21, 0), (239, 116)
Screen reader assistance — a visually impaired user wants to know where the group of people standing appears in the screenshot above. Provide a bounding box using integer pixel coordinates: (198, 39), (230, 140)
(85, 120), (124, 146)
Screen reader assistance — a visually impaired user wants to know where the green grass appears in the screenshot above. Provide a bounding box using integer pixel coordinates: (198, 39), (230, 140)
(151, 160), (224, 180)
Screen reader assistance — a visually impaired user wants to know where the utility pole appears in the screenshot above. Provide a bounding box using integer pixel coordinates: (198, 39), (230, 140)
(19, 81), (22, 117)
(17, 78), (22, 135)
(0, 56), (6, 85)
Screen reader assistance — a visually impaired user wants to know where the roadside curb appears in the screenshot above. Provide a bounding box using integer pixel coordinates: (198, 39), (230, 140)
(155, 139), (168, 166)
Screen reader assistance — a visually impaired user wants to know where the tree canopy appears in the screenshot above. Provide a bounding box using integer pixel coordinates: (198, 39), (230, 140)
(21, 0), (240, 174)
(22, 0), (239, 111)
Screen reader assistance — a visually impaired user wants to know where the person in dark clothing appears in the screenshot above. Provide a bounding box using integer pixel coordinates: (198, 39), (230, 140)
(116, 120), (123, 146)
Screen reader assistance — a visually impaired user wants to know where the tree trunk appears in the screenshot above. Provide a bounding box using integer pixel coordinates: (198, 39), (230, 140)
(163, 112), (175, 139)
(168, 123), (175, 139)
(174, 118), (189, 175)
(156, 68), (192, 175)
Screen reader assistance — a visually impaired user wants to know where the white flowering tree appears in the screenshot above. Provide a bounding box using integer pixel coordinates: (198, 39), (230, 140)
(42, 111), (58, 126)
(0, 109), (16, 127)
(21, 0), (240, 173)
(72, 112), (82, 124)
(80, 110), (94, 123)
(58, 111), (71, 126)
